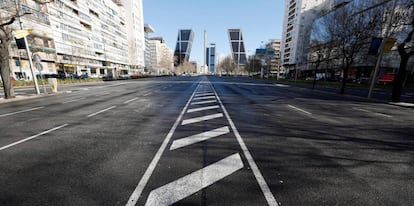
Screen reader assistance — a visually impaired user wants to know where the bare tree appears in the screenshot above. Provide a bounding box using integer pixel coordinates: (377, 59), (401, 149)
(217, 55), (235, 75)
(0, 0), (51, 99)
(391, 0), (414, 102)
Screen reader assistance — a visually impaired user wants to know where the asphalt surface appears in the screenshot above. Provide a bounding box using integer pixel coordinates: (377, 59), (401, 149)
(0, 76), (413, 206)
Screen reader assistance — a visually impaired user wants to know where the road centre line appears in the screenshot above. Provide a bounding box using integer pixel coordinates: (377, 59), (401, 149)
(170, 126), (230, 150)
(87, 106), (117, 118)
(191, 100), (217, 105)
(124, 97), (139, 104)
(353, 107), (392, 118)
(287, 104), (312, 115)
(0, 107), (44, 118)
(0, 124), (69, 151)
(145, 153), (244, 206)
(62, 98), (85, 104)
(187, 105), (220, 113)
(125, 84), (200, 206)
(210, 82), (279, 206)
(193, 96), (216, 101)
(181, 113), (223, 125)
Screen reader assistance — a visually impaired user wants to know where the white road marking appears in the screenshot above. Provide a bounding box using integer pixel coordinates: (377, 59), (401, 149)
(181, 113), (223, 125)
(187, 105), (220, 113)
(125, 84), (200, 206)
(190, 100), (217, 105)
(62, 98), (85, 104)
(0, 107), (44, 118)
(287, 104), (312, 115)
(145, 153), (244, 206)
(211, 82), (279, 206)
(0, 124), (69, 151)
(143, 92), (152, 97)
(193, 96), (216, 101)
(353, 107), (392, 118)
(274, 84), (290, 87)
(87, 106), (117, 118)
(195, 92), (214, 97)
(170, 126), (230, 150)
(124, 97), (139, 104)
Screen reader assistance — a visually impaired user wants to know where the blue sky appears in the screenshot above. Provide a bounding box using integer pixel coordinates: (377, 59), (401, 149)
(143, 0), (285, 65)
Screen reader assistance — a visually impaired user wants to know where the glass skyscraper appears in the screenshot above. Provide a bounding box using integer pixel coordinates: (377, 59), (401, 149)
(228, 29), (247, 66)
(174, 29), (194, 66)
(206, 44), (216, 74)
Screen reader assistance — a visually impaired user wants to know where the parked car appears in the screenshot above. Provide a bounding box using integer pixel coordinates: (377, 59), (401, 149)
(378, 73), (395, 85)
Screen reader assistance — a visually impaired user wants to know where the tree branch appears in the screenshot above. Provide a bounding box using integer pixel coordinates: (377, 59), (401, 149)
(0, 17), (15, 27)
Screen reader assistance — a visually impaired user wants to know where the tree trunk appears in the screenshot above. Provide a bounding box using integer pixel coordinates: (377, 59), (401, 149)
(391, 54), (408, 102)
(340, 63), (350, 94)
(0, 40), (15, 99)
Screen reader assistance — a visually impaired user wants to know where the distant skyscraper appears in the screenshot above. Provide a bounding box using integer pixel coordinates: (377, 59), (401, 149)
(206, 44), (216, 73)
(174, 29), (194, 66)
(228, 29), (247, 66)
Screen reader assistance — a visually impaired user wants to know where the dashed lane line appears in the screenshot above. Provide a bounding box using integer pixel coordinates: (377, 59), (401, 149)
(124, 97), (139, 104)
(190, 100), (217, 105)
(145, 153), (244, 206)
(87, 106), (117, 118)
(181, 113), (223, 125)
(62, 98), (85, 104)
(170, 126), (230, 150)
(193, 96), (217, 101)
(186, 105), (220, 113)
(352, 107), (392, 118)
(0, 124), (69, 151)
(287, 104), (312, 115)
(125, 84), (201, 206)
(211, 82), (280, 206)
(0, 107), (44, 118)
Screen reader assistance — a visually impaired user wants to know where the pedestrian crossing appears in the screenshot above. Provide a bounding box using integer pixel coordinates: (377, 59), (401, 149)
(127, 79), (278, 206)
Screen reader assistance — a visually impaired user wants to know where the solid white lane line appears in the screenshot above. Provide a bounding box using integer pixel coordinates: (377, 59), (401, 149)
(87, 106), (117, 118)
(187, 105), (220, 113)
(287, 104), (312, 115)
(0, 107), (44, 118)
(193, 96), (216, 101)
(170, 126), (230, 150)
(0, 124), (69, 151)
(181, 113), (223, 125)
(145, 153), (244, 206)
(124, 97), (139, 104)
(353, 108), (392, 118)
(62, 98), (85, 104)
(125, 84), (200, 206)
(195, 92), (214, 97)
(190, 100), (217, 105)
(211, 83), (279, 206)
(274, 84), (290, 87)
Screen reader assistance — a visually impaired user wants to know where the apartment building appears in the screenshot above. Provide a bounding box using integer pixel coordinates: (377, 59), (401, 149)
(265, 39), (283, 77)
(149, 37), (174, 75)
(5, 0), (56, 80)
(144, 24), (155, 73)
(124, 0), (145, 72)
(280, 0), (327, 76)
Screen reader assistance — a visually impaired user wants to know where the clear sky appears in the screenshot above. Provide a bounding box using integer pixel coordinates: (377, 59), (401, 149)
(143, 0), (285, 65)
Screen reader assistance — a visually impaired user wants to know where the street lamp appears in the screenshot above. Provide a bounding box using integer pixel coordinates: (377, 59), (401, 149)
(14, 0), (40, 95)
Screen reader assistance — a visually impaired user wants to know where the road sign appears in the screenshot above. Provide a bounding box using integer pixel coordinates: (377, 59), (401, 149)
(14, 29), (33, 39)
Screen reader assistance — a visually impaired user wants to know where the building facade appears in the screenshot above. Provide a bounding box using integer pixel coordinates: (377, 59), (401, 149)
(228, 29), (247, 67)
(266, 39), (283, 77)
(280, 0), (328, 76)
(174, 29), (194, 66)
(5, 0), (56, 80)
(149, 37), (174, 75)
(144, 23), (155, 73)
(206, 43), (216, 74)
(4, 0), (145, 80)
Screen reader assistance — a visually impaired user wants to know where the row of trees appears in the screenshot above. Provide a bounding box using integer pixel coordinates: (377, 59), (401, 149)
(309, 0), (414, 101)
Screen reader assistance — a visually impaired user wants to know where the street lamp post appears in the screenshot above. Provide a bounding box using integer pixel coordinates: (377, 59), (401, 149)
(368, 0), (398, 99)
(14, 0), (40, 95)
